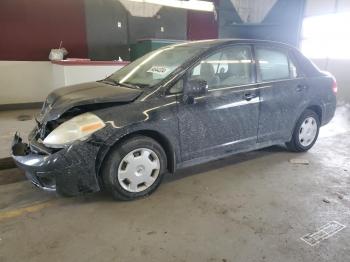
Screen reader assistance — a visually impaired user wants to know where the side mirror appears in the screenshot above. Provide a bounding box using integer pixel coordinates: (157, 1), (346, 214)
(184, 79), (208, 103)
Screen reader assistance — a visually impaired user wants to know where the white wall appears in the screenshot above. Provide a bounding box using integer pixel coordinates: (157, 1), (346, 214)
(305, 0), (350, 16)
(0, 61), (125, 105)
(52, 64), (124, 88)
(0, 61), (54, 105)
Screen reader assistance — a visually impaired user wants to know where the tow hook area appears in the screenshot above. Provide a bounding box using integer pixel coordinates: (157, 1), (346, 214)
(12, 133), (30, 156)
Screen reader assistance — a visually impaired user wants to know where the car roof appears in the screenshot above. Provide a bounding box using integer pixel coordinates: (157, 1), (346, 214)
(170, 39), (295, 50)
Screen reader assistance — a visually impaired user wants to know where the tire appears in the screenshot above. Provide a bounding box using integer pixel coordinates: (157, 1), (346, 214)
(286, 109), (320, 152)
(102, 136), (167, 201)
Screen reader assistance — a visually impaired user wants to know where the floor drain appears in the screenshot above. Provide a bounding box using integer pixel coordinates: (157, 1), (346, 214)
(17, 115), (32, 121)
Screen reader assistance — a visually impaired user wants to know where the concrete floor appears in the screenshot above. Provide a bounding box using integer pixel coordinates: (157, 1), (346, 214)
(0, 106), (349, 262)
(0, 109), (39, 159)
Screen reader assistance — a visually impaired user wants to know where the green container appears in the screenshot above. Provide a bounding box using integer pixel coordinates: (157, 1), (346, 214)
(130, 39), (185, 61)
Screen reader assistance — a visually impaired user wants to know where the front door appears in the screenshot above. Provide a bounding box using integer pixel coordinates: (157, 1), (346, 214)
(177, 45), (260, 161)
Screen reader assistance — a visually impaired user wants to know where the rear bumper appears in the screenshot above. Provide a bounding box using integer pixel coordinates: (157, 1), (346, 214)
(11, 132), (101, 196)
(321, 99), (337, 126)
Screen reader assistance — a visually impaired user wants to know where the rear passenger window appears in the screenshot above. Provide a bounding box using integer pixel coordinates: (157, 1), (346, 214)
(256, 48), (290, 81)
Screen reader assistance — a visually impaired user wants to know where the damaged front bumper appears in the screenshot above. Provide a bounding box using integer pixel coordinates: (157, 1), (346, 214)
(11, 131), (102, 196)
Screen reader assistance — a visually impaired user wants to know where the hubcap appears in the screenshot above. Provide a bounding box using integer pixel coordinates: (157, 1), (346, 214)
(118, 148), (160, 193)
(298, 117), (318, 147)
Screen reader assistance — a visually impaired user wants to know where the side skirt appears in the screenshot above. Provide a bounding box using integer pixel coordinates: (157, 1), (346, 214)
(176, 140), (286, 170)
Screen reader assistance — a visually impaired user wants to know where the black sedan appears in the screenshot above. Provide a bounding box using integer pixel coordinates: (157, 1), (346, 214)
(12, 39), (337, 200)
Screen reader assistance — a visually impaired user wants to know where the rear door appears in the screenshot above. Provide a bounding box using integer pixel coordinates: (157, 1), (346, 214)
(254, 45), (309, 143)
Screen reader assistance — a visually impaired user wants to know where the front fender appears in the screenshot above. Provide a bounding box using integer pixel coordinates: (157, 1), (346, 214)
(92, 97), (180, 176)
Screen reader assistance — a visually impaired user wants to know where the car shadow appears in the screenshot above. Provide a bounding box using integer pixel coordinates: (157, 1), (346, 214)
(67, 144), (289, 203)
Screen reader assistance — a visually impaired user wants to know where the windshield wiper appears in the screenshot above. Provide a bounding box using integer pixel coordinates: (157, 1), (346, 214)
(102, 78), (140, 89)
(130, 83), (150, 88)
(118, 82), (140, 89)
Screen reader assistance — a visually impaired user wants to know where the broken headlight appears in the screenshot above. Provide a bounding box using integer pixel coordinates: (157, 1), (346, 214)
(43, 112), (105, 148)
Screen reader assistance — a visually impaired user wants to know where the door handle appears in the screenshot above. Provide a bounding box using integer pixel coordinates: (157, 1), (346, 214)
(296, 84), (308, 92)
(244, 93), (257, 101)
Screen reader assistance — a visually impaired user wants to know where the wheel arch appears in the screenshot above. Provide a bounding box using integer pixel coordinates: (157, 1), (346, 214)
(286, 104), (322, 152)
(96, 129), (177, 179)
(306, 104), (323, 123)
(288, 104), (323, 142)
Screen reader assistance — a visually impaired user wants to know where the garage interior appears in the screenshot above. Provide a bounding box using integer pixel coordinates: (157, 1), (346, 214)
(0, 0), (350, 261)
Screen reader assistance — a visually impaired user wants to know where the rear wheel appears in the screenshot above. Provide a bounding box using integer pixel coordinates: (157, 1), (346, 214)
(102, 136), (167, 200)
(286, 109), (320, 152)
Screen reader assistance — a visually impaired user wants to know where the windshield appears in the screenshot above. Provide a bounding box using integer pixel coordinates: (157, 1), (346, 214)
(107, 45), (204, 88)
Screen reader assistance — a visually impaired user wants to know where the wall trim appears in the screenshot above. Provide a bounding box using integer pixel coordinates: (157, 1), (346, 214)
(0, 102), (43, 111)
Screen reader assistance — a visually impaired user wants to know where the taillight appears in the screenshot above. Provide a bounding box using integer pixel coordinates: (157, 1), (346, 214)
(332, 78), (338, 94)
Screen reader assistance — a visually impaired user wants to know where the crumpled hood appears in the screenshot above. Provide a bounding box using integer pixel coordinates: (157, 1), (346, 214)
(38, 81), (143, 123)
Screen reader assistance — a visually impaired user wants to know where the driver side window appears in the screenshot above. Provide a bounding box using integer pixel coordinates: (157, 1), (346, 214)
(188, 45), (254, 90)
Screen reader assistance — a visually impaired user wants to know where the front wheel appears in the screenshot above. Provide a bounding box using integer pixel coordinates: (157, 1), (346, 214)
(286, 109), (320, 152)
(102, 136), (167, 201)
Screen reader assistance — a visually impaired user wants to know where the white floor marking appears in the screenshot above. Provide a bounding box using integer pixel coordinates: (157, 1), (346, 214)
(301, 221), (346, 246)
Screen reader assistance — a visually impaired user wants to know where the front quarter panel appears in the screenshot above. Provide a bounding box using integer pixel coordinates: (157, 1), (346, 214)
(92, 95), (180, 167)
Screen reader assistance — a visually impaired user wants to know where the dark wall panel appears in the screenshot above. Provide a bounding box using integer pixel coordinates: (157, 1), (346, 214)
(152, 7), (187, 40)
(187, 10), (218, 40)
(218, 0), (243, 38)
(84, 0), (187, 61)
(187, 0), (219, 40)
(127, 7), (187, 42)
(262, 0), (305, 46)
(218, 0), (305, 47)
(0, 0), (88, 60)
(84, 0), (129, 61)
